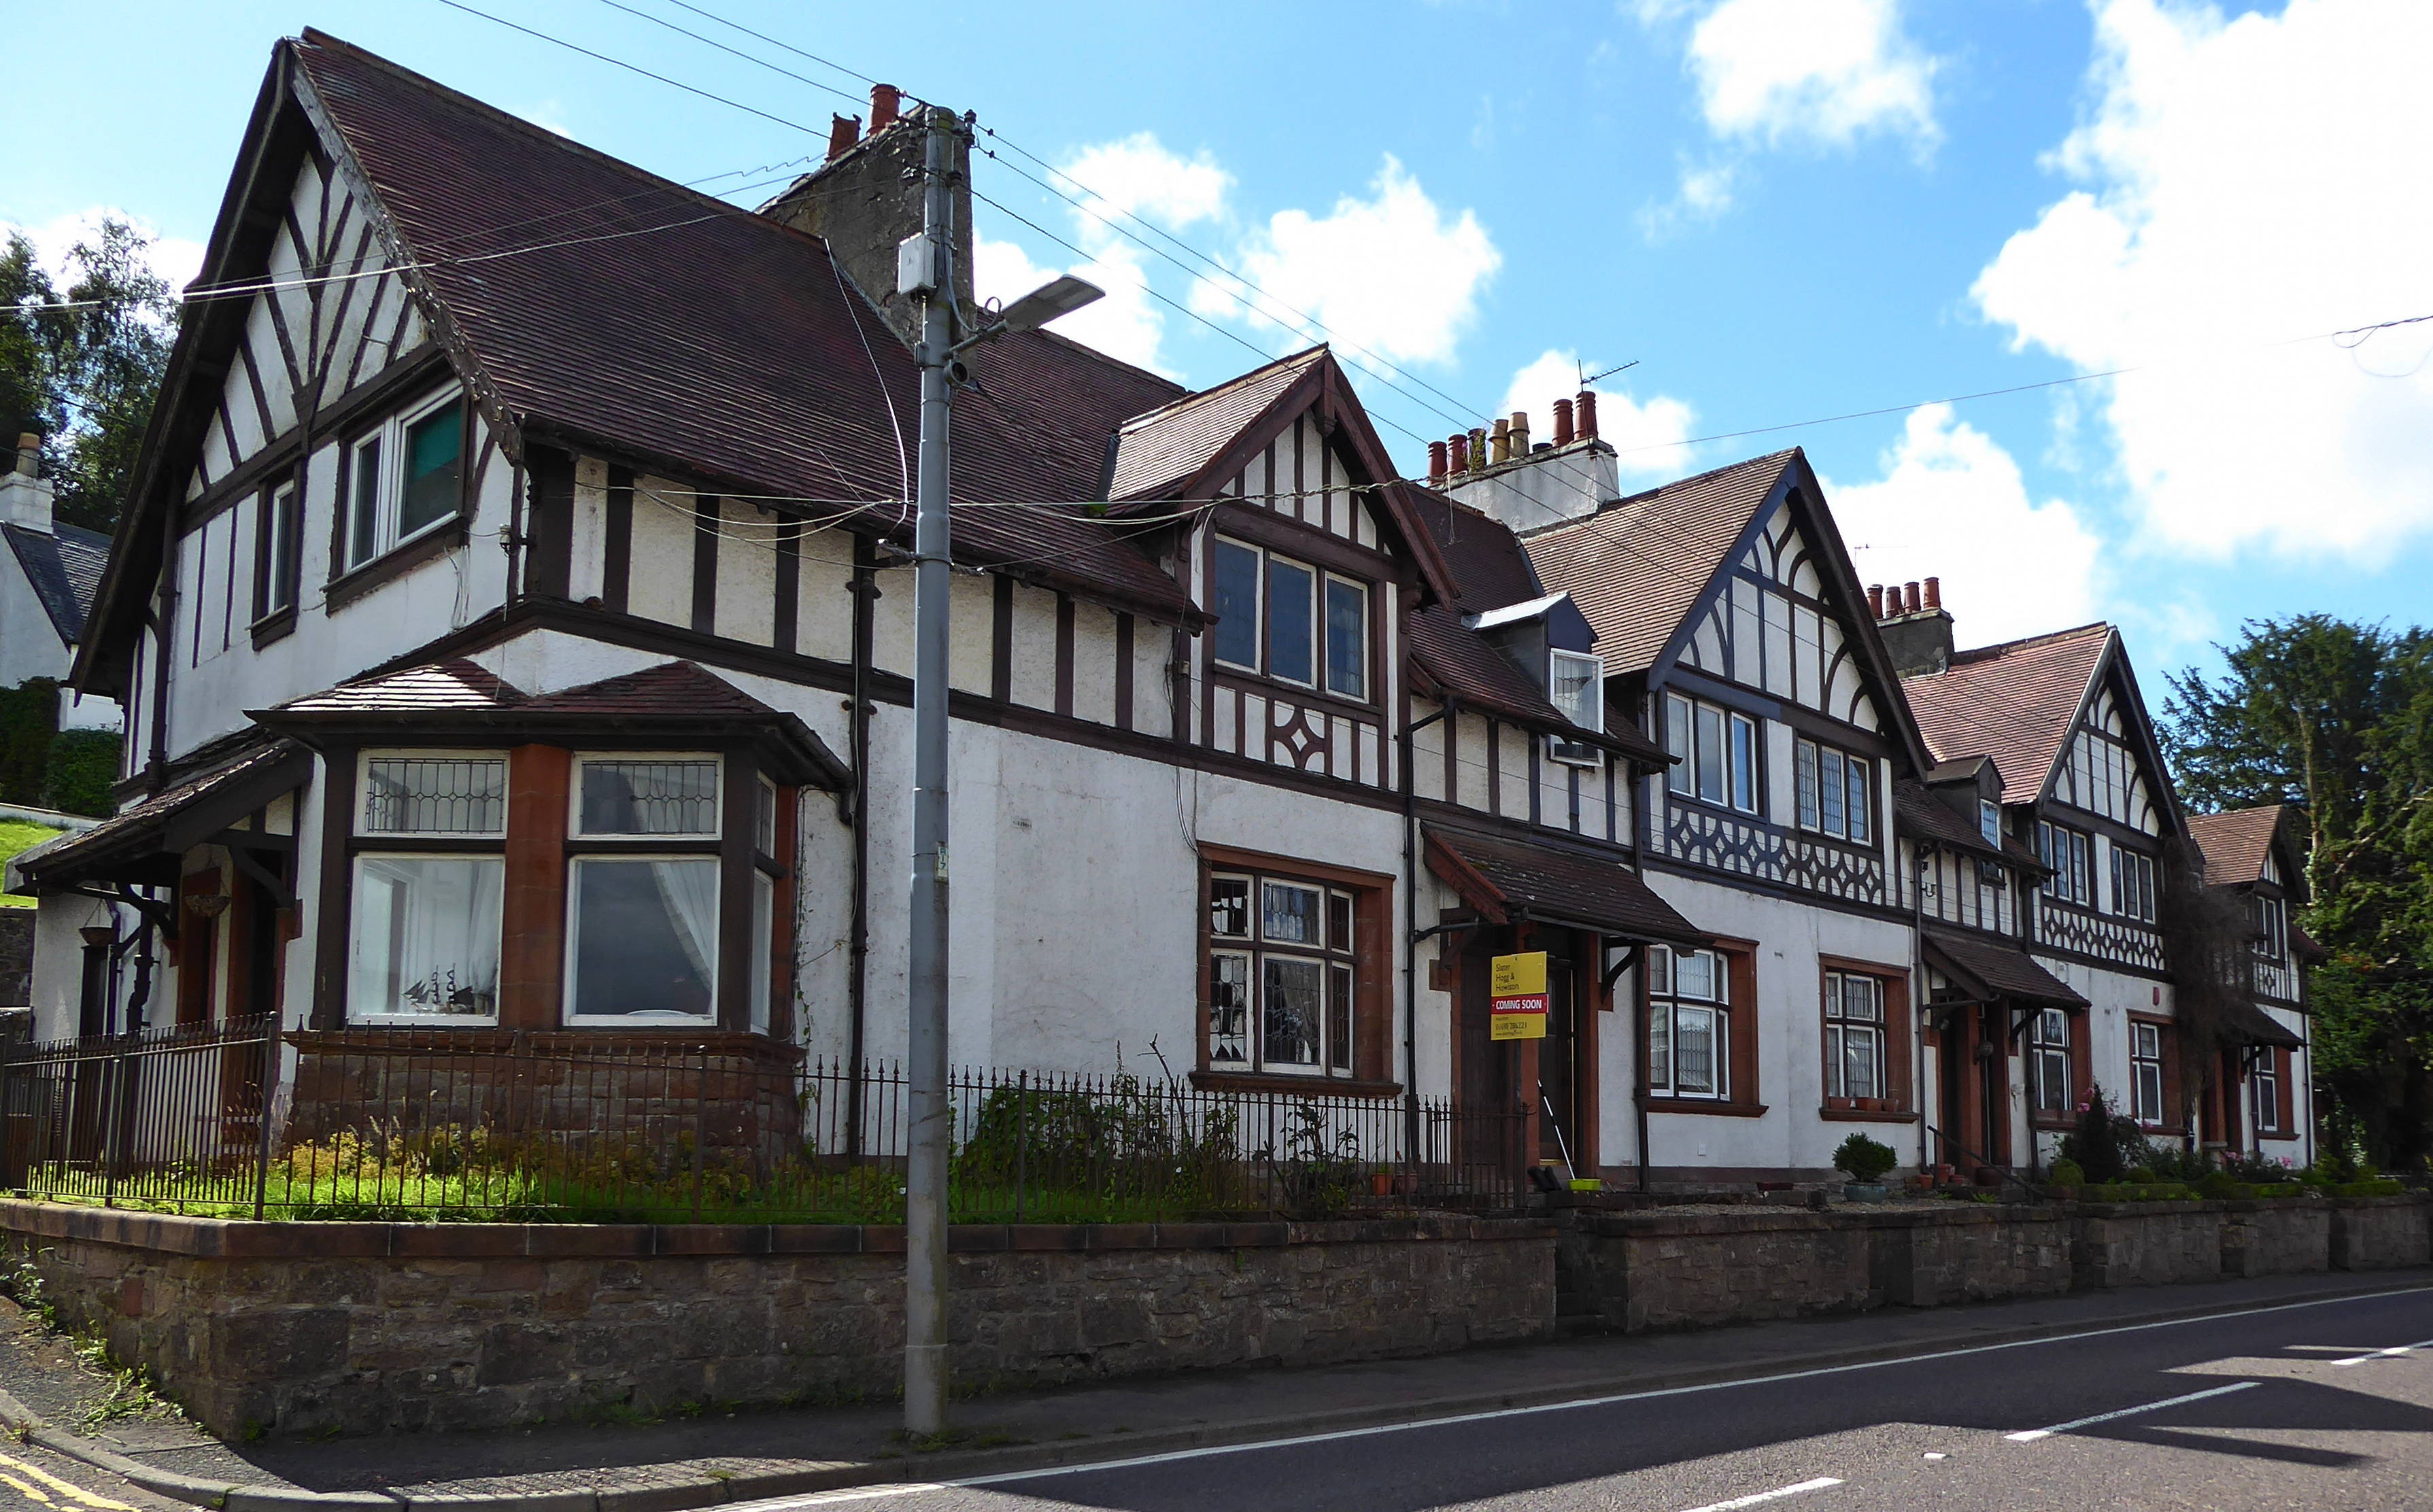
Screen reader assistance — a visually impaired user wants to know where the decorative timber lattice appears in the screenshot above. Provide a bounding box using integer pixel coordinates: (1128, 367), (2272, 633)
(1661, 802), (1886, 906)
(2035, 904), (2168, 974)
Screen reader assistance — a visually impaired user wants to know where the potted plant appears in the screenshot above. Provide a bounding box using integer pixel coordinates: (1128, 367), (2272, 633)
(1833, 1133), (1898, 1202)
(2046, 1158), (2086, 1199)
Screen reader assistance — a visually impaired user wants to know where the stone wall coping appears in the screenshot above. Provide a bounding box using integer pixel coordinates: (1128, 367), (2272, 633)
(0, 1199), (1550, 1260)
(1571, 1192), (2426, 1239)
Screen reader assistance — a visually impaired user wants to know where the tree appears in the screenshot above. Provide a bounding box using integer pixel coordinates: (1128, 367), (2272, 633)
(0, 218), (177, 534)
(2165, 616), (2433, 1170)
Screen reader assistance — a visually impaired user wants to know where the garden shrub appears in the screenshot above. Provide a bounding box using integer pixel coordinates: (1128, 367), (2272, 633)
(2047, 1158), (2086, 1188)
(1833, 1133), (1898, 1184)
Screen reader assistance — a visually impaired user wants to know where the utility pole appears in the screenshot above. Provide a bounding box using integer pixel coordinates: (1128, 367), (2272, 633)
(902, 101), (958, 1437)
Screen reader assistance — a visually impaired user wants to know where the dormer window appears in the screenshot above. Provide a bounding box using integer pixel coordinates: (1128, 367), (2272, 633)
(344, 387), (465, 572)
(1979, 799), (2001, 848)
(1547, 650), (1603, 766)
(1210, 536), (1369, 702)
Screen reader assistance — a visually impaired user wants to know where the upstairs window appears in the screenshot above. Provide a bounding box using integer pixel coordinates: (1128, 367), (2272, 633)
(345, 388), (464, 572)
(1979, 800), (2002, 848)
(1794, 737), (1871, 843)
(2253, 893), (2287, 961)
(2039, 819), (2093, 906)
(254, 479), (300, 620)
(2110, 845), (2158, 923)
(1665, 694), (1759, 814)
(1210, 537), (1369, 702)
(1547, 650), (1603, 766)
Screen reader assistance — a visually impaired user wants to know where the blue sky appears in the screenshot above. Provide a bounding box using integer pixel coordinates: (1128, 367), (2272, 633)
(8, 0), (2429, 688)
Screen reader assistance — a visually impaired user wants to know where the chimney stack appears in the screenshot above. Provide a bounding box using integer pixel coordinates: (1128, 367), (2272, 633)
(1427, 440), (1448, 484)
(1575, 390), (1599, 441)
(827, 113), (862, 161)
(1448, 433), (1469, 475)
(1867, 584), (1884, 620)
(1879, 574), (1957, 676)
(1552, 398), (1573, 447)
(1508, 410), (1529, 454)
(0, 430), (53, 532)
(1922, 576), (1941, 613)
(869, 84), (901, 133)
(769, 99), (972, 347)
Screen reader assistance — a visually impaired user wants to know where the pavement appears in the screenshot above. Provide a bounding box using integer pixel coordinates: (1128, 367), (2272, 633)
(1, 1269), (2427, 1511)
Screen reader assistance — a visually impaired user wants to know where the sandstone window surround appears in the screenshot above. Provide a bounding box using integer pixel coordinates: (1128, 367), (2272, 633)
(1195, 844), (1393, 1091)
(2128, 1015), (2180, 1132)
(2251, 1045), (2296, 1140)
(1644, 940), (1762, 1116)
(328, 742), (799, 1036)
(1817, 956), (1913, 1119)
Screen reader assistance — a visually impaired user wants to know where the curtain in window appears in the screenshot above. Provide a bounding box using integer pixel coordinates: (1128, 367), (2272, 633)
(349, 856), (502, 1018)
(654, 860), (719, 985)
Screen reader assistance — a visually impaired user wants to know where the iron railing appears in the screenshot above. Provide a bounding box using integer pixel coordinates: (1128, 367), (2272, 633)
(1, 1021), (1525, 1221)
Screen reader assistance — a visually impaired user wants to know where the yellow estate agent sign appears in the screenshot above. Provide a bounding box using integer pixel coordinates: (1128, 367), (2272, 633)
(1489, 951), (1549, 1040)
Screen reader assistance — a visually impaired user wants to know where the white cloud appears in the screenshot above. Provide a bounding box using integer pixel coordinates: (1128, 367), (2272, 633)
(1826, 405), (2105, 646)
(1972, 0), (2433, 560)
(4, 208), (203, 295)
(1196, 156), (1499, 368)
(1637, 160), (1737, 241)
(1499, 348), (1701, 483)
(1058, 133), (1231, 252)
(1684, 0), (1940, 154)
(973, 235), (1170, 377)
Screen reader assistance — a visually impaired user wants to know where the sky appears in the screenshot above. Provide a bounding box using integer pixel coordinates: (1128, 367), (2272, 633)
(7, 0), (2429, 691)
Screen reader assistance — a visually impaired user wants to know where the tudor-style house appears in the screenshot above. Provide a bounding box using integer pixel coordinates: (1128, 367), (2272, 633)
(2185, 804), (2319, 1165)
(5, 32), (1702, 1175)
(0, 434), (118, 734)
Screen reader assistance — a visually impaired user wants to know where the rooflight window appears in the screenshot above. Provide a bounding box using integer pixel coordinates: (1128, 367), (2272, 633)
(343, 387), (465, 572)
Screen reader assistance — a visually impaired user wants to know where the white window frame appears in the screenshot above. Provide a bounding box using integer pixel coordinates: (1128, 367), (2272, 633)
(343, 385), (465, 572)
(1648, 945), (1730, 1101)
(1979, 800), (2002, 849)
(2029, 1007), (2073, 1115)
(562, 855), (722, 1026)
(345, 851), (506, 1026)
(1547, 649), (1605, 767)
(2250, 1050), (2283, 1135)
(2131, 1021), (2166, 1127)
(356, 750), (510, 839)
(1794, 736), (1872, 843)
(258, 479), (299, 619)
(569, 753), (724, 840)
(1664, 693), (1760, 815)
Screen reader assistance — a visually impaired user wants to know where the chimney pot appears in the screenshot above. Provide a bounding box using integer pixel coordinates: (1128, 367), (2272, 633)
(869, 84), (901, 133)
(1509, 410), (1529, 453)
(1903, 581), (1921, 615)
(1427, 440), (1448, 484)
(1867, 585), (1884, 619)
(13, 433), (35, 478)
(1552, 399), (1574, 447)
(1923, 575), (1941, 613)
(1575, 390), (1599, 441)
(1448, 433), (1469, 475)
(1490, 417), (1511, 465)
(828, 113), (862, 161)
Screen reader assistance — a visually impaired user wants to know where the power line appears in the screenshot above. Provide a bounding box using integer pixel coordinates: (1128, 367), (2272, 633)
(588, 0), (869, 110)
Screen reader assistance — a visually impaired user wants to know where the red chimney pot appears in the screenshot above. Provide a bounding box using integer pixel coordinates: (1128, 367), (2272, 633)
(870, 84), (901, 133)
(1867, 585), (1885, 619)
(1448, 434), (1469, 475)
(1427, 440), (1448, 483)
(1552, 399), (1575, 447)
(1575, 390), (1599, 441)
(1923, 576), (1941, 613)
(1903, 581), (1921, 615)
(828, 114), (862, 161)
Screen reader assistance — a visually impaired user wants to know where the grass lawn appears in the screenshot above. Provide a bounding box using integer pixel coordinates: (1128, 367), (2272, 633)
(0, 819), (69, 907)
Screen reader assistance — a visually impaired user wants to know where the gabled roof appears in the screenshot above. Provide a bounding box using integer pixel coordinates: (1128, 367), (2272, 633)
(1894, 780), (2042, 870)
(1, 522), (108, 645)
(1521, 450), (1799, 676)
(1425, 825), (1708, 947)
(7, 739), (312, 895)
(1106, 347), (1327, 503)
(2186, 805), (2298, 891)
(1903, 623), (2112, 805)
(1924, 927), (2088, 1009)
(82, 33), (1200, 692)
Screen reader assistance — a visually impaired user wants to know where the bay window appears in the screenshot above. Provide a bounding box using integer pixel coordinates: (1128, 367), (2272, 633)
(1664, 694), (1759, 814)
(1794, 737), (1871, 843)
(347, 754), (507, 1023)
(1210, 537), (1369, 701)
(1207, 867), (1359, 1076)
(344, 387), (465, 572)
(566, 757), (723, 1023)
(1648, 946), (1729, 1100)
(1822, 971), (1884, 1101)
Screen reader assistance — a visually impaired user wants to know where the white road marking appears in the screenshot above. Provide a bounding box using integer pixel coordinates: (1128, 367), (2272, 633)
(2334, 1335), (2433, 1367)
(1676, 1476), (1844, 1511)
(2005, 1380), (2259, 1442)
(730, 1286), (2432, 1511)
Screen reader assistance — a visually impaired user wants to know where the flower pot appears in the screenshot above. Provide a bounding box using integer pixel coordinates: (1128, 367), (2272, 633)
(1842, 1182), (1890, 1203)
(1826, 1097), (1855, 1112)
(1369, 1171), (1394, 1197)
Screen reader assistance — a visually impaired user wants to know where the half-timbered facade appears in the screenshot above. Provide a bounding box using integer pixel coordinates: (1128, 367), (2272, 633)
(7, 33), (1700, 1160)
(2185, 804), (2317, 1166)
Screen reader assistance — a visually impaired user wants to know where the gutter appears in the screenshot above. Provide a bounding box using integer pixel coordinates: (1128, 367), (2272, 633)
(845, 536), (877, 1150)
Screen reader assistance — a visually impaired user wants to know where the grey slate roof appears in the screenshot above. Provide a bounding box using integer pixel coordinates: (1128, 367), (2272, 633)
(3, 522), (109, 645)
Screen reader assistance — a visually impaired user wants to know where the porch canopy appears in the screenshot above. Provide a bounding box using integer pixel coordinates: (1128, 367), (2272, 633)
(2215, 995), (2304, 1051)
(5, 739), (311, 896)
(1922, 927), (2088, 1011)
(1423, 825), (1708, 948)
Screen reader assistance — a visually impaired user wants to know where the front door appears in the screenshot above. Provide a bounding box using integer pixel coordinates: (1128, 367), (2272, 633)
(1454, 929), (1526, 1180)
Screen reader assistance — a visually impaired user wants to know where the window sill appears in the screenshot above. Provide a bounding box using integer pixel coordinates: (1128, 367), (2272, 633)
(250, 606), (298, 650)
(1644, 1097), (1767, 1118)
(325, 517), (466, 613)
(1821, 1107), (1919, 1123)
(1189, 1069), (1401, 1099)
(2260, 1129), (2301, 1142)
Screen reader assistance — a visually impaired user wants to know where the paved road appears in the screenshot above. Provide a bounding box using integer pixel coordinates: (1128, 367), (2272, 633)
(741, 1286), (2433, 1512)
(0, 1438), (182, 1512)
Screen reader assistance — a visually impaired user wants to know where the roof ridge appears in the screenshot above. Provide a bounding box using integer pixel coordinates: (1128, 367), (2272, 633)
(292, 29), (832, 260)
(1945, 620), (2114, 666)
(1518, 447), (1800, 540)
(1114, 344), (1329, 432)
(1024, 327), (1187, 400)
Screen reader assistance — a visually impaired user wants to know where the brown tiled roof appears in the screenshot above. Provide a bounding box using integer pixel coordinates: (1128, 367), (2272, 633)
(1105, 348), (1326, 503)
(1924, 928), (2087, 1008)
(1902, 623), (2112, 803)
(2218, 996), (2304, 1050)
(276, 658), (522, 714)
(1425, 827), (1707, 946)
(520, 661), (775, 718)
(2185, 806), (2289, 888)
(8, 740), (312, 893)
(1521, 450), (1797, 676)
(1893, 780), (2042, 869)
(1403, 487), (1542, 611)
(288, 33), (1193, 622)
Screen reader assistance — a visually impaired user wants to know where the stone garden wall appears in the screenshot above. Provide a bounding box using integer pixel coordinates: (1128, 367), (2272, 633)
(0, 1202), (1553, 1439)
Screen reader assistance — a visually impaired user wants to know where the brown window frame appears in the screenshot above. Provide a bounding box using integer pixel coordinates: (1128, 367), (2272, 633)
(1818, 957), (1913, 1116)
(1645, 937), (1765, 1116)
(1195, 844), (1391, 1090)
(2128, 1013), (2181, 1133)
